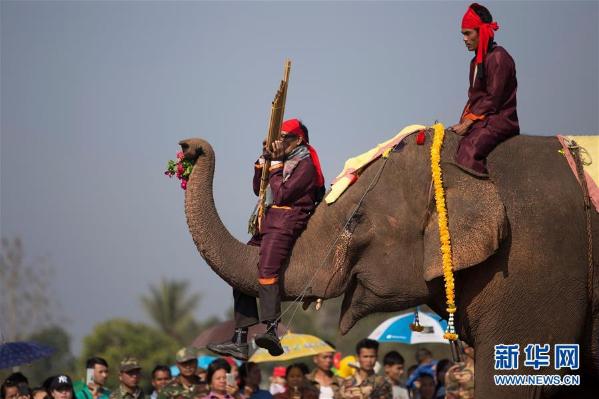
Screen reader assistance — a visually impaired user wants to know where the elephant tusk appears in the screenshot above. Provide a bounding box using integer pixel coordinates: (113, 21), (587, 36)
(315, 298), (323, 311)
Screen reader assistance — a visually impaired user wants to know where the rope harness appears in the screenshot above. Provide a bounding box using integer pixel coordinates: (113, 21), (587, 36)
(276, 145), (395, 332)
(277, 125), (463, 366)
(566, 140), (595, 306)
(277, 127), (463, 362)
(276, 133), (595, 364)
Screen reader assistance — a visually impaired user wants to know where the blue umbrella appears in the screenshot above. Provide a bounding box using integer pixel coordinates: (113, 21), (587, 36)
(0, 341), (55, 369)
(368, 310), (449, 344)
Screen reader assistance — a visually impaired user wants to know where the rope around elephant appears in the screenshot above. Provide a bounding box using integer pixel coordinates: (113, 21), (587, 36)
(279, 123), (462, 348)
(276, 143), (394, 331)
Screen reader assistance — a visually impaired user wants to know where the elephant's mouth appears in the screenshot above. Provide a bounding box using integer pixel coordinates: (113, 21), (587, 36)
(339, 274), (376, 335)
(339, 271), (404, 335)
(178, 139), (205, 163)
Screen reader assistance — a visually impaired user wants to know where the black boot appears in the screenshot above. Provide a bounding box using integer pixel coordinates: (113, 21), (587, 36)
(206, 328), (249, 361)
(255, 320), (284, 356)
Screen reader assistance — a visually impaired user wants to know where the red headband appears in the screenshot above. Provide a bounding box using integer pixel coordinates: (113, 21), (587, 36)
(281, 118), (306, 141)
(280, 118), (325, 188)
(461, 5), (499, 65)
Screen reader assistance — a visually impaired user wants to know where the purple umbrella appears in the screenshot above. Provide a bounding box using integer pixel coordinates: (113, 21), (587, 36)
(0, 341), (55, 369)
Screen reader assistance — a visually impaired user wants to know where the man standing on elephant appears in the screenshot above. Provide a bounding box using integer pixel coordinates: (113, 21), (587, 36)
(450, 3), (519, 177)
(208, 118), (325, 361)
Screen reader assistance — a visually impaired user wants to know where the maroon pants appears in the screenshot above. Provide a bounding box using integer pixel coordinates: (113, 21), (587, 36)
(234, 209), (307, 327)
(249, 228), (301, 281)
(455, 125), (517, 176)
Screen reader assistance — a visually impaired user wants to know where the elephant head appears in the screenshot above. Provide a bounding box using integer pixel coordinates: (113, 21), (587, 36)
(180, 130), (507, 335)
(337, 131), (507, 333)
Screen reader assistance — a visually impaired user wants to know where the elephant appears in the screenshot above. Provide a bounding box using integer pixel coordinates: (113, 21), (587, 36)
(178, 129), (599, 398)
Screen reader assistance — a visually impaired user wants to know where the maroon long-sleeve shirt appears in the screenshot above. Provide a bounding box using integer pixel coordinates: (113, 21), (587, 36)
(461, 45), (519, 135)
(252, 156), (318, 233)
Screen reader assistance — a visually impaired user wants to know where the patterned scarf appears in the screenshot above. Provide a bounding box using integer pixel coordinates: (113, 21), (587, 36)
(264, 145), (311, 207)
(282, 145), (311, 182)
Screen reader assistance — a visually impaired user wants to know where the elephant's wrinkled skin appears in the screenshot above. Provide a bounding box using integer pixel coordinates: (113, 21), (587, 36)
(179, 130), (599, 398)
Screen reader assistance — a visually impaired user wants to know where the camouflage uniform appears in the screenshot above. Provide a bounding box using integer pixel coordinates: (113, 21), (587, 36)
(157, 347), (209, 399)
(306, 370), (342, 399)
(444, 362), (474, 399)
(109, 357), (144, 399)
(109, 385), (144, 399)
(339, 373), (391, 399)
(156, 376), (208, 399)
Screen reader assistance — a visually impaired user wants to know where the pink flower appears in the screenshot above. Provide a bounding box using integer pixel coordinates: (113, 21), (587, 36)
(181, 180), (187, 190)
(177, 163), (184, 174)
(177, 151), (184, 160)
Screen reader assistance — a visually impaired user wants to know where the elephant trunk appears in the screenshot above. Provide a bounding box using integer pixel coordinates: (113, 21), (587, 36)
(180, 138), (356, 301)
(180, 138), (259, 295)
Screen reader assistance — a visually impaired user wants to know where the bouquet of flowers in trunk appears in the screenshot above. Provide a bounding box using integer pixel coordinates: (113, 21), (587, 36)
(165, 151), (193, 190)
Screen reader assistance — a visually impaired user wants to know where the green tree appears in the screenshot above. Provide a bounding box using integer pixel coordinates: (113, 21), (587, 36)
(80, 319), (179, 390)
(140, 279), (203, 344)
(0, 237), (59, 340)
(17, 326), (76, 386)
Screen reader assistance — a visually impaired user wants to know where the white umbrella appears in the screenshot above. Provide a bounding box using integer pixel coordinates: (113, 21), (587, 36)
(368, 310), (449, 344)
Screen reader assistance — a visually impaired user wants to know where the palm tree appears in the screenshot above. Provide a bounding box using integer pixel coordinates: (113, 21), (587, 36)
(140, 279), (201, 344)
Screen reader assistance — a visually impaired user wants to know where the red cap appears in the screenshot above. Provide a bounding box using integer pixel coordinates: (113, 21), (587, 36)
(281, 118), (308, 142)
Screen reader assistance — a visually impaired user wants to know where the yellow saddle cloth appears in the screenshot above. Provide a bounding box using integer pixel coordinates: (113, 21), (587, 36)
(325, 124), (426, 204)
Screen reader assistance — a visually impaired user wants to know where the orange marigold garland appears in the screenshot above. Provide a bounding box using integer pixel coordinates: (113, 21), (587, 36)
(431, 123), (459, 341)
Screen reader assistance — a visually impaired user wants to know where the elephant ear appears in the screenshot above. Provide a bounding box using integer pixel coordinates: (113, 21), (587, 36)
(423, 162), (507, 281)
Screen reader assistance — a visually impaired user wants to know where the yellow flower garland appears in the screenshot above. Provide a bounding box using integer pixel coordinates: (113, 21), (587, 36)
(430, 123), (459, 341)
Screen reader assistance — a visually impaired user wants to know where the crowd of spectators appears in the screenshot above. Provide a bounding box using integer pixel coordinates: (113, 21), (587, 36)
(1, 339), (470, 399)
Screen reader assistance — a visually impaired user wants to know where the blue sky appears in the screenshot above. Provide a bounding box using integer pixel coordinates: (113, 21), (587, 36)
(2, 0), (597, 353)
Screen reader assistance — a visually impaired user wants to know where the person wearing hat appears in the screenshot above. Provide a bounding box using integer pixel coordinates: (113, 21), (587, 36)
(158, 348), (208, 399)
(208, 119), (325, 361)
(48, 376), (75, 399)
(109, 358), (144, 399)
(449, 3), (519, 177)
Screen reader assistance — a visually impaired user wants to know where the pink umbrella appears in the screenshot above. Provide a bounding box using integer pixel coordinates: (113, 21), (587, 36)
(192, 320), (288, 348)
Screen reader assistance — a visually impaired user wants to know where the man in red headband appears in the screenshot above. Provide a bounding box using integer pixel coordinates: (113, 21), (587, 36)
(450, 3), (519, 177)
(208, 118), (325, 360)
